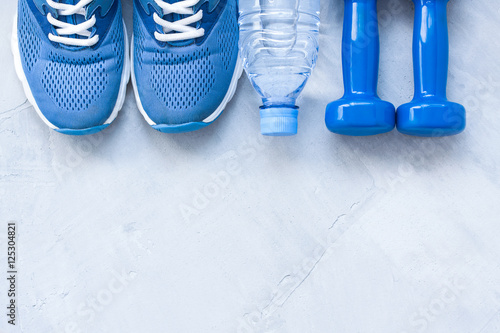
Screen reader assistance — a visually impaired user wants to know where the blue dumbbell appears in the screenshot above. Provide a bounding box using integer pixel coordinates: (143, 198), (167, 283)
(325, 0), (395, 136)
(397, 0), (465, 137)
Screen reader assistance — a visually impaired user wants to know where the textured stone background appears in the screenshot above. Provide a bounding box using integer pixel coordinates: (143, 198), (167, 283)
(1, 0), (500, 332)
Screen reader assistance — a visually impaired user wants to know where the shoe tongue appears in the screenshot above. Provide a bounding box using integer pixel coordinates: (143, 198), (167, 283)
(160, 0), (198, 41)
(58, 0), (87, 22)
(55, 0), (90, 42)
(163, 0), (183, 21)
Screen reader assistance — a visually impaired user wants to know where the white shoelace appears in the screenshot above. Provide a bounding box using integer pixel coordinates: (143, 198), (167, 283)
(46, 0), (99, 47)
(153, 0), (205, 42)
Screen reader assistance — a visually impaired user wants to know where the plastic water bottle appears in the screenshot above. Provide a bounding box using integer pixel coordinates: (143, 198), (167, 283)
(239, 0), (320, 136)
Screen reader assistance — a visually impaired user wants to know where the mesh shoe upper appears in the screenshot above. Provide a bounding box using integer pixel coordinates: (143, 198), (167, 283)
(133, 0), (239, 125)
(17, 0), (125, 130)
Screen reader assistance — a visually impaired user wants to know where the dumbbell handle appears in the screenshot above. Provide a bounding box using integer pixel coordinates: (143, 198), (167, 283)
(342, 0), (380, 97)
(412, 0), (449, 99)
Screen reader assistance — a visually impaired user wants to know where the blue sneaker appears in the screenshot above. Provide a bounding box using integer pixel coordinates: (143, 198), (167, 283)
(132, 0), (242, 133)
(12, 0), (130, 135)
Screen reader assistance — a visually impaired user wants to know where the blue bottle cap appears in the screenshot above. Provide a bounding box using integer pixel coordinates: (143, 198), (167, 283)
(260, 107), (298, 136)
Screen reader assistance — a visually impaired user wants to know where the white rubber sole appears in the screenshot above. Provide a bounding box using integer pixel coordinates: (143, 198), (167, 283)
(11, 15), (131, 132)
(130, 35), (244, 127)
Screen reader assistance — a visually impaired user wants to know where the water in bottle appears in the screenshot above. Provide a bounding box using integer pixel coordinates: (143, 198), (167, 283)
(239, 0), (320, 136)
